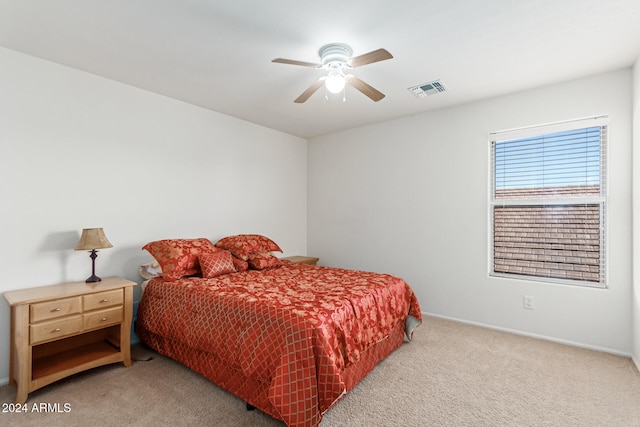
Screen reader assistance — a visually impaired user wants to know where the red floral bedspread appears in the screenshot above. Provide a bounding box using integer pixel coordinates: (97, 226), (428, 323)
(136, 262), (421, 426)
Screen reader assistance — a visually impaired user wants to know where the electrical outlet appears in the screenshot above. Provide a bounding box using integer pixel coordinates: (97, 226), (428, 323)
(523, 295), (535, 310)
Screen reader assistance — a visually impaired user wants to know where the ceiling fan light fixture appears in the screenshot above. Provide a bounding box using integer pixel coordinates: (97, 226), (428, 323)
(273, 43), (393, 103)
(325, 72), (346, 94)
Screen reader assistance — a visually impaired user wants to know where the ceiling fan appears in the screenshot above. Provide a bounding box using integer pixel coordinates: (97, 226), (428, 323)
(272, 43), (393, 103)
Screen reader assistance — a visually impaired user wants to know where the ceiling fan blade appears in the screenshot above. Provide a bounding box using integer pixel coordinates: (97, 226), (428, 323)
(272, 58), (320, 67)
(346, 48), (393, 68)
(347, 76), (385, 102)
(294, 80), (324, 103)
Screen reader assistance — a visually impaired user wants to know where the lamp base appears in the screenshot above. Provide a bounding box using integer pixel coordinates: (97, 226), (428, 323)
(85, 274), (102, 283)
(85, 249), (102, 283)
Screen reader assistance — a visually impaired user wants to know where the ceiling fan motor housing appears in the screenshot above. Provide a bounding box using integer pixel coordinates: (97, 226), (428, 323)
(319, 43), (352, 68)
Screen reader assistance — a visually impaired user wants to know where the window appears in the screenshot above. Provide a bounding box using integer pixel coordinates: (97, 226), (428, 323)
(489, 116), (608, 287)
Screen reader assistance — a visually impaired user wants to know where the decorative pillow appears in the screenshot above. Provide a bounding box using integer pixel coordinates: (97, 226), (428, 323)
(231, 255), (249, 272)
(247, 251), (283, 270)
(214, 234), (282, 260)
(142, 238), (217, 281)
(200, 250), (236, 278)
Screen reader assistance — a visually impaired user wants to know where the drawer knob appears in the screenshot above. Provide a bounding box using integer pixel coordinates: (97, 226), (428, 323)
(53, 308), (61, 312)
(100, 299), (108, 303)
(101, 317), (108, 321)
(54, 328), (61, 333)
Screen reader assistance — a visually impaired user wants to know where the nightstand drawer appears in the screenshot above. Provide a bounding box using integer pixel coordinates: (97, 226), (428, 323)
(83, 306), (123, 330)
(30, 315), (83, 345)
(83, 289), (123, 311)
(30, 297), (82, 323)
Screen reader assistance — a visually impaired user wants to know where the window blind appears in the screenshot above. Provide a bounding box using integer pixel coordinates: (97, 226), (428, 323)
(489, 117), (607, 287)
(494, 127), (604, 197)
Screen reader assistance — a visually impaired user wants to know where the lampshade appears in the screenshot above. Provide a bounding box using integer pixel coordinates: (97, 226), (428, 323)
(325, 72), (346, 94)
(75, 228), (113, 251)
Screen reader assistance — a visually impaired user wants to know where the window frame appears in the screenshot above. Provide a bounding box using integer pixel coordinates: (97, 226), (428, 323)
(488, 116), (609, 288)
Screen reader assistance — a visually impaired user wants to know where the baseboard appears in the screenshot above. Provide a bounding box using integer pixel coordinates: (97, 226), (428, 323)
(0, 376), (9, 387)
(425, 312), (632, 358)
(632, 355), (640, 373)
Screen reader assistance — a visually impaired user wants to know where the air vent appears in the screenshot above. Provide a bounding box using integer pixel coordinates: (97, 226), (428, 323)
(408, 80), (447, 98)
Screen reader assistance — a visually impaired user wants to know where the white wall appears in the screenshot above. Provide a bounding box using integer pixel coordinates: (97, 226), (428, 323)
(308, 69), (633, 355)
(0, 47), (307, 383)
(1, 44), (636, 387)
(633, 57), (640, 369)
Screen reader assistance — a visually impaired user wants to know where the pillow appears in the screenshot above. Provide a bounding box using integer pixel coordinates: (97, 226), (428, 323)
(231, 255), (249, 272)
(200, 250), (236, 278)
(247, 251), (283, 270)
(142, 238), (217, 281)
(214, 234), (282, 260)
(139, 261), (162, 280)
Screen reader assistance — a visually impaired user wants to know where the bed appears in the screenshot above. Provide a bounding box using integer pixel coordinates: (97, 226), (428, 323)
(135, 235), (422, 427)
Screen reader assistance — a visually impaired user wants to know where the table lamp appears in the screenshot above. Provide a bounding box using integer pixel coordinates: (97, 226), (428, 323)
(75, 228), (113, 283)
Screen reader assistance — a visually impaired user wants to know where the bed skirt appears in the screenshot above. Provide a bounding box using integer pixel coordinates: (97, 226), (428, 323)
(137, 319), (406, 426)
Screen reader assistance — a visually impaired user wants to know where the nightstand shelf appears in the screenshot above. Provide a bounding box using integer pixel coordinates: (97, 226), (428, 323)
(31, 329), (121, 386)
(3, 276), (135, 404)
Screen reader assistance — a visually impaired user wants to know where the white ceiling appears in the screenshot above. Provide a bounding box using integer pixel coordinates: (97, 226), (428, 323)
(1, 0), (640, 138)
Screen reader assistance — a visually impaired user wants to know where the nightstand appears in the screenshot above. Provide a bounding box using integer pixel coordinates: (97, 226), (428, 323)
(282, 256), (320, 265)
(3, 276), (136, 404)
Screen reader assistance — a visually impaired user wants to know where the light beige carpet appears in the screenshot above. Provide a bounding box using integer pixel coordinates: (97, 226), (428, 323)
(1, 316), (639, 426)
